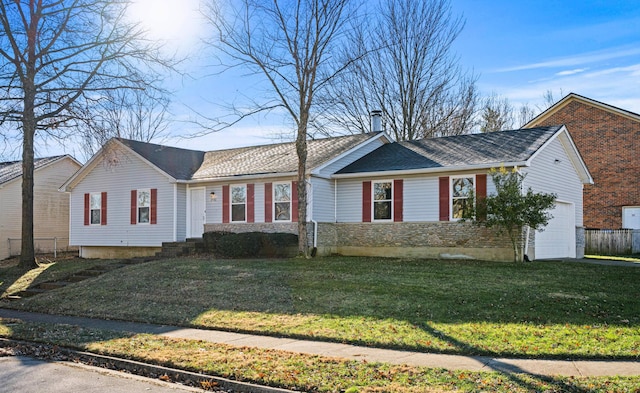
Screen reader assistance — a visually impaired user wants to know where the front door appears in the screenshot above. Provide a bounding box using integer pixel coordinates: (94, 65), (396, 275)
(188, 187), (206, 238)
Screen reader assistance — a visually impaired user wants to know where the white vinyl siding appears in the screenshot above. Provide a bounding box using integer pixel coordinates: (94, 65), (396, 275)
(309, 177), (335, 222)
(69, 149), (175, 247)
(403, 177), (439, 222)
(0, 157), (81, 259)
(522, 135), (584, 227)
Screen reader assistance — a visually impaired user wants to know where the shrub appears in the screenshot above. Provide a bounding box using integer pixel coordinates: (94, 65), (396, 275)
(204, 231), (298, 258)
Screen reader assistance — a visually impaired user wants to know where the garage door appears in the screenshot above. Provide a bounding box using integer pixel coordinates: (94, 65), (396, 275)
(535, 202), (575, 259)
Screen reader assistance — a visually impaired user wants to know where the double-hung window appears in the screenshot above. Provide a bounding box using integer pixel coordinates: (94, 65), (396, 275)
(373, 181), (392, 220)
(137, 189), (151, 224)
(274, 182), (291, 221)
(451, 176), (474, 220)
(231, 185), (247, 222)
(89, 193), (102, 225)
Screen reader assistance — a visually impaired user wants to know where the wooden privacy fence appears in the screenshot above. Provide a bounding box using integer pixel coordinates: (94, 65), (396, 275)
(584, 229), (637, 255)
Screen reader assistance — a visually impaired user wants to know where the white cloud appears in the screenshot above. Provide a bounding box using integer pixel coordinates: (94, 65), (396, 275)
(494, 46), (640, 73)
(555, 68), (588, 76)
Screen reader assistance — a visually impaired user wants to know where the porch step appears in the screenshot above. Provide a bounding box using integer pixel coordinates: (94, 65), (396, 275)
(156, 239), (204, 259)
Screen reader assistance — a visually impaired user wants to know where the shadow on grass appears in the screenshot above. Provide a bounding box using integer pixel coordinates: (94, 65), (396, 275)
(3, 256), (639, 391)
(419, 322), (591, 393)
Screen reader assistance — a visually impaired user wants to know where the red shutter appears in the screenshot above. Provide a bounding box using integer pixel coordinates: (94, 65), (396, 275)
(264, 183), (272, 222)
(291, 181), (298, 222)
(101, 192), (107, 225)
(84, 193), (90, 226)
(362, 181), (372, 222)
(222, 185), (230, 223)
(393, 179), (403, 222)
(131, 190), (137, 224)
(247, 184), (255, 223)
(150, 188), (157, 225)
(476, 174), (487, 221)
(439, 177), (449, 221)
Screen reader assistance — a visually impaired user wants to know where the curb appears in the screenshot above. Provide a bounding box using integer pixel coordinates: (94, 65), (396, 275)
(0, 338), (298, 393)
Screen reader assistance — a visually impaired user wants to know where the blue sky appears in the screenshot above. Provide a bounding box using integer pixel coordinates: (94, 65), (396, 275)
(7, 0), (640, 160)
(166, 0), (640, 153)
(450, 0), (640, 111)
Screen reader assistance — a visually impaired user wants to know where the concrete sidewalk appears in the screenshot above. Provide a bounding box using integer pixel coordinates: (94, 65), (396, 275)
(1, 308), (638, 377)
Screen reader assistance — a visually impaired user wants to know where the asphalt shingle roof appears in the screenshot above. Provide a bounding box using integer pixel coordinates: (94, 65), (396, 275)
(118, 138), (206, 181)
(337, 126), (562, 174)
(0, 156), (69, 185)
(192, 133), (381, 179)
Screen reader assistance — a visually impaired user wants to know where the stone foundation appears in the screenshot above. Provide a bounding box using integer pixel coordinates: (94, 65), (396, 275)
(79, 246), (161, 259)
(205, 221), (513, 261)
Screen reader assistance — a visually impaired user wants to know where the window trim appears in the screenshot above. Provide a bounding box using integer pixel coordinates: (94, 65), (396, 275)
(89, 192), (102, 226)
(450, 175), (476, 221)
(273, 181), (292, 222)
(137, 188), (151, 225)
(230, 184), (247, 223)
(372, 180), (393, 222)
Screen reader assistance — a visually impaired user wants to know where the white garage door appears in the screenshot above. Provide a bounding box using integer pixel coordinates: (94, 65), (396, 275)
(535, 202), (576, 259)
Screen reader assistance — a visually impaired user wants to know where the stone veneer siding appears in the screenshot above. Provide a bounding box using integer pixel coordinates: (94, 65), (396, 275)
(206, 221), (515, 261)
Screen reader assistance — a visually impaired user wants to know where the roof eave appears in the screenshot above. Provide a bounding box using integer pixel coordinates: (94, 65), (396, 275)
(332, 161), (529, 179)
(182, 171), (299, 184)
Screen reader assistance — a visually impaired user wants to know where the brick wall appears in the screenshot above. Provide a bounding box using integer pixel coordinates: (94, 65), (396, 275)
(533, 100), (640, 229)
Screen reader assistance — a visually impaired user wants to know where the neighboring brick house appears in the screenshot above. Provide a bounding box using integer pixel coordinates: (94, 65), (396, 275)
(525, 93), (640, 230)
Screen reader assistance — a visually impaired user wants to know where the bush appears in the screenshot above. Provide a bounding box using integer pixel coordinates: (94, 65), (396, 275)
(204, 231), (298, 258)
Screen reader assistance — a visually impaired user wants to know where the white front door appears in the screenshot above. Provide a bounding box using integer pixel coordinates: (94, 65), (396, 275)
(188, 187), (206, 238)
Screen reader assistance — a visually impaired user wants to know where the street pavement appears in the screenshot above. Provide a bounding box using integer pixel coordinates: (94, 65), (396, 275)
(0, 356), (201, 393)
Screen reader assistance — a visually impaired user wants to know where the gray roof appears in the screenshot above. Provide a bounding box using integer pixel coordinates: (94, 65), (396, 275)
(118, 133), (382, 180)
(337, 126), (562, 174)
(192, 133), (382, 179)
(0, 155), (70, 185)
(118, 138), (206, 181)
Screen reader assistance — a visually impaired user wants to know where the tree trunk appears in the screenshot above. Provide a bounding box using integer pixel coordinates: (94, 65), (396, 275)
(20, 91), (37, 269)
(19, 9), (38, 270)
(296, 117), (309, 258)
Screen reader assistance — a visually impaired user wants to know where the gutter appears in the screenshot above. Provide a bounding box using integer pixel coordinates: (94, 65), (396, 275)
(331, 161), (529, 179)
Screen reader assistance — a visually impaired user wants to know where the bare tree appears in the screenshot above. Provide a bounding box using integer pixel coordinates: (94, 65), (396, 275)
(319, 0), (478, 140)
(204, 0), (355, 257)
(0, 0), (173, 269)
(75, 88), (171, 160)
(479, 93), (513, 132)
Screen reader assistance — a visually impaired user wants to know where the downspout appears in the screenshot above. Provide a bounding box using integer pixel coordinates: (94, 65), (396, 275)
(334, 178), (337, 222)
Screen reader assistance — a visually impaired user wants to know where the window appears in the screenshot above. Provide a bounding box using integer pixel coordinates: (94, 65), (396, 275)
(274, 182), (291, 221)
(90, 193), (102, 225)
(373, 181), (392, 220)
(231, 185), (247, 222)
(451, 176), (474, 220)
(137, 189), (150, 224)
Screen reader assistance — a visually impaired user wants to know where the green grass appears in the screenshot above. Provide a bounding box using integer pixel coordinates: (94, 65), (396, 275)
(2, 318), (639, 393)
(0, 256), (122, 298)
(3, 256), (639, 359)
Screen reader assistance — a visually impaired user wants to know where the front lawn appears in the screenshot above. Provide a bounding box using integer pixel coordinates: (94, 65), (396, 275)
(3, 256), (639, 360)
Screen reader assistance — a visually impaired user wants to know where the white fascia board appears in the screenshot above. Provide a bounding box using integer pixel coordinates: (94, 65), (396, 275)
(331, 161), (528, 179)
(311, 132), (391, 175)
